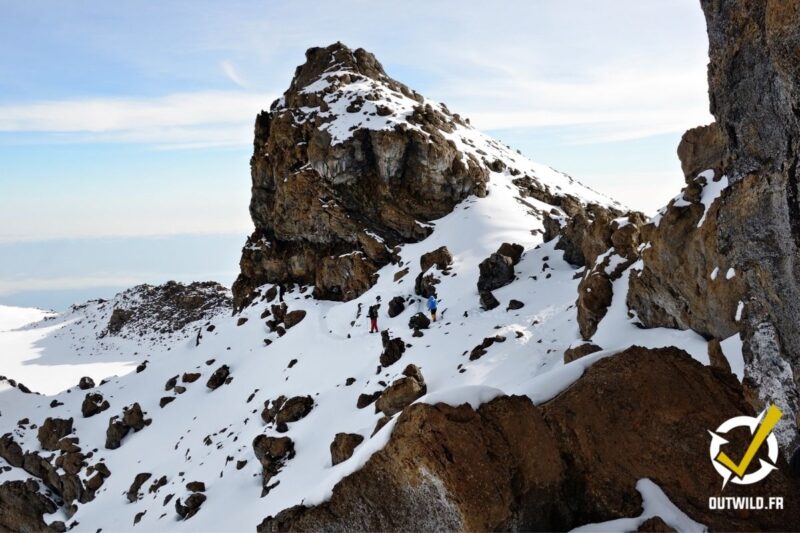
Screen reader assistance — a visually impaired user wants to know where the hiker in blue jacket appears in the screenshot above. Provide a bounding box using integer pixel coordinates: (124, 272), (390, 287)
(427, 294), (438, 322)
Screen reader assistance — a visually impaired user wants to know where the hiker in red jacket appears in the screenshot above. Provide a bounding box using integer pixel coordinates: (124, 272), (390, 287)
(368, 304), (379, 333)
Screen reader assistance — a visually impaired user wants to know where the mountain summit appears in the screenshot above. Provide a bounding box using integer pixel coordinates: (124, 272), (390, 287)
(233, 42), (621, 307)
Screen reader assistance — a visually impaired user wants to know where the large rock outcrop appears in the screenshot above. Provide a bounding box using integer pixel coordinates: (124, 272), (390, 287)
(259, 347), (800, 531)
(627, 0), (800, 450)
(233, 43), (491, 307)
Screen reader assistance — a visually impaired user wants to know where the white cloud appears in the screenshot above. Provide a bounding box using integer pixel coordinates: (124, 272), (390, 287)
(0, 91), (276, 148)
(221, 60), (248, 88)
(0, 275), (146, 296)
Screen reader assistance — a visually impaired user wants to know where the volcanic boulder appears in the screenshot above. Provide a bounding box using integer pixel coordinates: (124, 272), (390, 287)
(330, 433), (365, 466)
(375, 365), (427, 416)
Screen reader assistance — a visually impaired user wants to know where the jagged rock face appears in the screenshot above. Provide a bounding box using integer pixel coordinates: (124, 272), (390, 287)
(627, 0), (800, 450)
(0, 480), (58, 532)
(233, 42), (492, 307)
(102, 281), (231, 337)
(260, 347), (800, 531)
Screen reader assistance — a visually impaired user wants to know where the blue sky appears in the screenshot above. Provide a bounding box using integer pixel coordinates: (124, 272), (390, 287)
(0, 0), (712, 309)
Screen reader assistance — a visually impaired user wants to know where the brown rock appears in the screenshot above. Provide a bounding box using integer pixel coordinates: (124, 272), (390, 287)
(77, 376), (95, 390)
(275, 396), (314, 425)
(182, 372), (201, 383)
(176, 492), (206, 520)
(637, 516), (677, 532)
(479, 290), (500, 311)
(81, 393), (110, 418)
(232, 43), (489, 308)
(563, 343), (602, 363)
(206, 365), (230, 390)
(37, 418), (73, 451)
(375, 367), (426, 416)
(407, 312), (430, 330)
(419, 246), (453, 272)
(0, 480), (58, 533)
(677, 123), (725, 180)
(541, 346), (800, 530)
(477, 253), (514, 291)
(356, 391), (381, 409)
(707, 338), (732, 373)
(496, 242), (524, 265)
(186, 481), (205, 492)
(379, 331), (405, 367)
(127, 472), (152, 503)
(252, 435), (295, 493)
(283, 310), (306, 329)
(387, 296), (405, 317)
(259, 396), (566, 532)
(330, 433), (364, 466)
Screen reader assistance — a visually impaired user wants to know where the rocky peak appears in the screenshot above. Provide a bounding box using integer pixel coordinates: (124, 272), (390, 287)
(233, 42), (618, 309)
(286, 43), (393, 95)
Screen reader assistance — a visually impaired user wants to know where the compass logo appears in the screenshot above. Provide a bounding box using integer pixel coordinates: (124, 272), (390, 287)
(708, 404), (782, 489)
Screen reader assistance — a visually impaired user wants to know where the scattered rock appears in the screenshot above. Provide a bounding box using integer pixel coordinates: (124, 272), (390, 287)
(105, 403), (151, 450)
(506, 299), (524, 311)
(37, 418), (73, 451)
(107, 308), (133, 334)
(0, 480), (58, 533)
(237, 317), (248, 327)
(375, 365), (426, 416)
(186, 481), (205, 493)
(159, 397), (175, 408)
(274, 396), (314, 425)
(175, 493), (206, 520)
(283, 310), (307, 329)
(127, 472), (152, 503)
(469, 335), (506, 361)
(77, 377), (95, 390)
(387, 296), (405, 318)
(81, 393), (110, 418)
(356, 392), (381, 409)
(419, 246), (453, 272)
(479, 291), (499, 311)
(477, 253), (514, 291)
(330, 433), (365, 466)
(252, 435), (295, 494)
(379, 331), (406, 367)
(408, 313), (430, 330)
(206, 365), (230, 390)
(496, 242), (523, 265)
(182, 373), (201, 383)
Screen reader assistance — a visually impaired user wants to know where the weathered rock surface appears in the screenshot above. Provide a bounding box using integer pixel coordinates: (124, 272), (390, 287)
(259, 395), (567, 532)
(37, 417), (73, 451)
(105, 403), (151, 449)
(206, 365), (230, 390)
(379, 331), (406, 367)
(259, 347), (800, 531)
(233, 43), (491, 307)
(563, 342), (602, 363)
(0, 480), (58, 533)
(477, 253), (514, 291)
(626, 0), (800, 450)
(330, 433), (364, 466)
(374, 365), (426, 416)
(386, 296), (405, 317)
(81, 393), (110, 418)
(253, 435), (295, 494)
(103, 281), (230, 337)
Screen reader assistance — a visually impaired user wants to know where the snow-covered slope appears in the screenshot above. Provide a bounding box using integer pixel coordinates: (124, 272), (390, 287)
(0, 162), (715, 531)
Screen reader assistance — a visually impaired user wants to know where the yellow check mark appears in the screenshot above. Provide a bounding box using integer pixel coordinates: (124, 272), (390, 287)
(715, 404), (782, 478)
